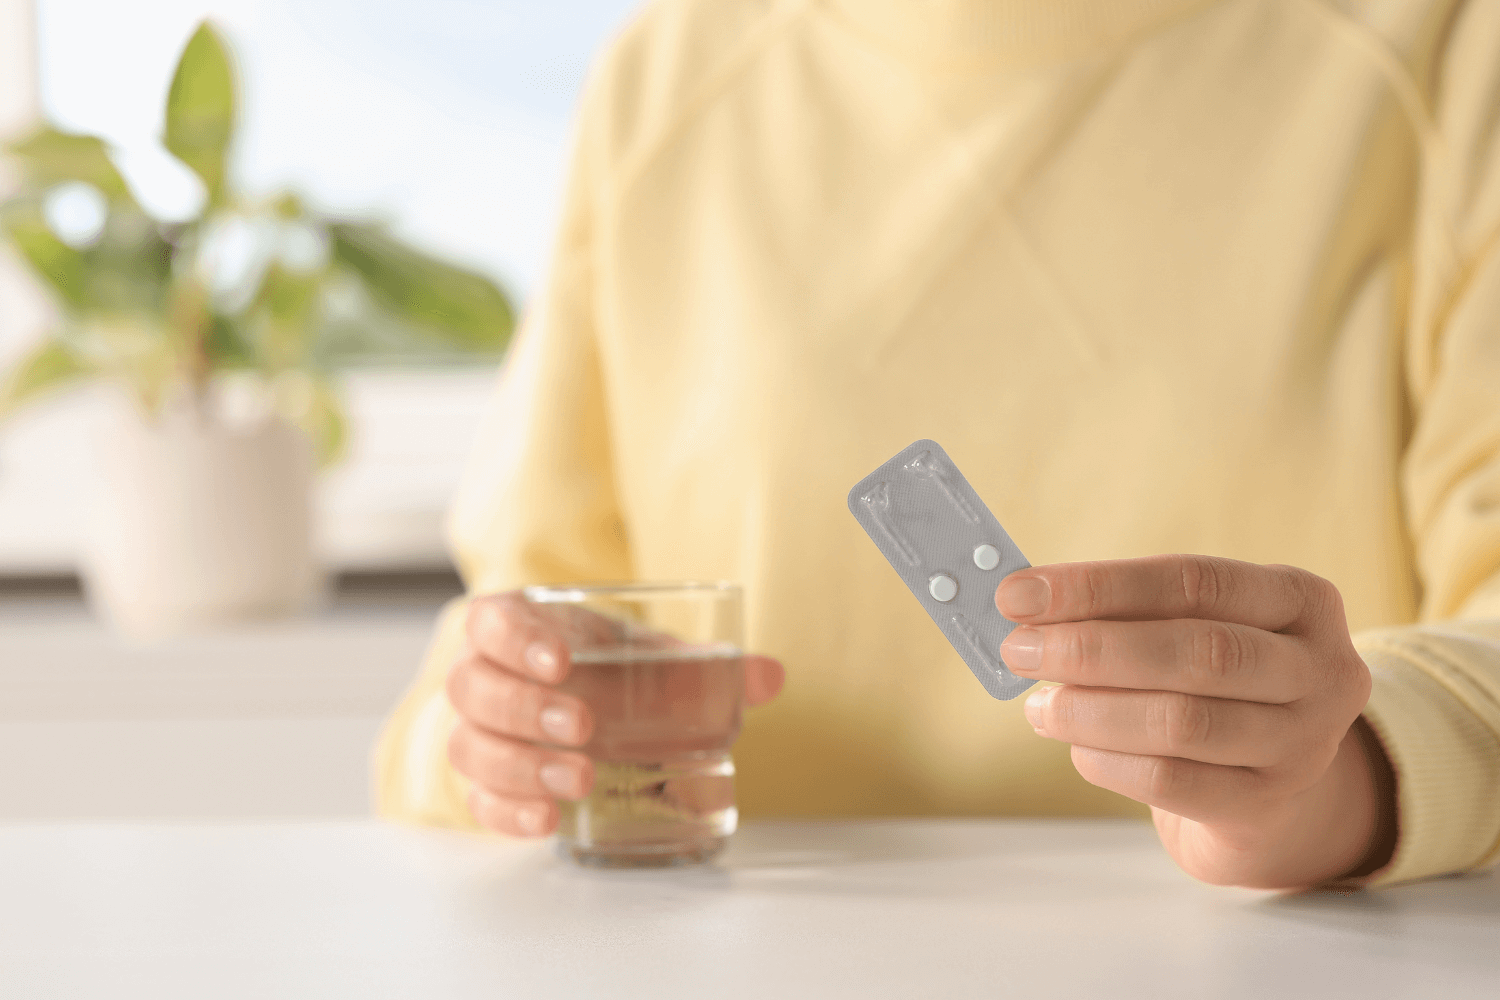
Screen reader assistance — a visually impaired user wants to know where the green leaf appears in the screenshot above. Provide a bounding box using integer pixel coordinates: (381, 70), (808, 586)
(84, 209), (176, 313)
(2, 198), (175, 314)
(260, 262), (321, 324)
(0, 339), (95, 419)
(245, 263), (322, 371)
(4, 126), (132, 201)
(1, 200), (90, 307)
(329, 221), (514, 353)
(203, 313), (257, 370)
(163, 21), (237, 207)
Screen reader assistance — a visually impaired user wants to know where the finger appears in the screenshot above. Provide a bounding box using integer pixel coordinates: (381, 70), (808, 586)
(996, 555), (1338, 634)
(466, 592), (571, 683)
(744, 655), (785, 707)
(1024, 684), (1304, 767)
(1001, 617), (1311, 703)
(449, 721), (594, 799)
(529, 601), (635, 648)
(447, 653), (594, 747)
(1068, 745), (1275, 825)
(466, 785), (558, 838)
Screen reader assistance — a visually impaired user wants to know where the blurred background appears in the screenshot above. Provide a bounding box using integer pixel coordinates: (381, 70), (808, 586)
(0, 0), (637, 819)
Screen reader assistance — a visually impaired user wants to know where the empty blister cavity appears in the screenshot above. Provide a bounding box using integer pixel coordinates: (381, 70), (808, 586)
(904, 449), (981, 523)
(928, 574), (958, 602)
(847, 440), (1035, 701)
(951, 613), (999, 674)
(859, 481), (921, 567)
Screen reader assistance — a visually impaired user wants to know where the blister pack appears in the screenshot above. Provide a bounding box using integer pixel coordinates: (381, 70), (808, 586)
(847, 440), (1035, 701)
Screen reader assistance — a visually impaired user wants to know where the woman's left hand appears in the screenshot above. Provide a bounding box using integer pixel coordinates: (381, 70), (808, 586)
(997, 554), (1395, 889)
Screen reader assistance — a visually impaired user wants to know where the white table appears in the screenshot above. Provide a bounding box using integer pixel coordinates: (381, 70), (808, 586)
(2, 820), (1495, 999)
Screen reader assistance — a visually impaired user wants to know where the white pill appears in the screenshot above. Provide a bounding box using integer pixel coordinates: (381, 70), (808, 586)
(973, 544), (1000, 571)
(928, 573), (958, 602)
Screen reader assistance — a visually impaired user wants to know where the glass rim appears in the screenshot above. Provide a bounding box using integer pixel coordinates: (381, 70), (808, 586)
(522, 580), (741, 603)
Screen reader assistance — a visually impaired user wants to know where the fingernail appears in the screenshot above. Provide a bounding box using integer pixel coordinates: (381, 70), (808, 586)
(1002, 626), (1044, 673)
(539, 762), (576, 797)
(540, 705), (580, 744)
(525, 643), (561, 681)
(1024, 686), (1054, 734)
(516, 803), (547, 835)
(998, 575), (1050, 618)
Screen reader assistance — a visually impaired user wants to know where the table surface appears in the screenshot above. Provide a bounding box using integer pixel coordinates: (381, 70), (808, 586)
(2, 819), (1496, 1000)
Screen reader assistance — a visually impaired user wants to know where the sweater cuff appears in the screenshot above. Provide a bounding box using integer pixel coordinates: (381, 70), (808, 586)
(1355, 635), (1500, 887)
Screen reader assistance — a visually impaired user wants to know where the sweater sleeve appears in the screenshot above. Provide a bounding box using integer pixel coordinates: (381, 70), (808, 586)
(1354, 0), (1500, 887)
(372, 54), (631, 828)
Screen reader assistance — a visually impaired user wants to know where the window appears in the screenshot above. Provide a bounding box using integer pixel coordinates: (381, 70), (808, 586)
(0, 0), (640, 573)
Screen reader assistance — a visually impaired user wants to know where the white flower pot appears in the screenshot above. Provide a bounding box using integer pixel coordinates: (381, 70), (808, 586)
(84, 391), (323, 637)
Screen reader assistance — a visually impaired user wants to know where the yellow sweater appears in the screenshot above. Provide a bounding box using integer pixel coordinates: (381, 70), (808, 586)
(376, 0), (1500, 887)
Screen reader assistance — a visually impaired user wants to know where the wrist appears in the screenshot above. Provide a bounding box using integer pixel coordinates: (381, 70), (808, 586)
(1284, 717), (1397, 886)
(1340, 715), (1398, 879)
(1228, 719), (1394, 889)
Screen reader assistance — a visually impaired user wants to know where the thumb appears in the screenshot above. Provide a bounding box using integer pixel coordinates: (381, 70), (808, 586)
(744, 654), (785, 707)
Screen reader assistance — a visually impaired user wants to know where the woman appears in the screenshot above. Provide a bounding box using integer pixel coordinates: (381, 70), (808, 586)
(377, 0), (1500, 888)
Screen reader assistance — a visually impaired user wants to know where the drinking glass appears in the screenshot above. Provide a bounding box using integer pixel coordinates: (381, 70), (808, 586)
(523, 581), (744, 867)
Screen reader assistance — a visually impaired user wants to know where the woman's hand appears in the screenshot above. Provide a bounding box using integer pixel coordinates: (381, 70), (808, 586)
(445, 591), (786, 837)
(998, 555), (1396, 889)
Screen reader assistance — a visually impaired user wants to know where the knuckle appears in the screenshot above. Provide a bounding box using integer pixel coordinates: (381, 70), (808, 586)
(1346, 654), (1373, 705)
(1279, 566), (1343, 623)
(1326, 648), (1372, 711)
(1315, 577), (1347, 625)
(1081, 564), (1108, 617)
(1193, 622), (1251, 687)
(1303, 633), (1369, 705)
(1301, 569), (1338, 607)
(1177, 555), (1224, 615)
(1157, 691), (1213, 754)
(1063, 624), (1105, 682)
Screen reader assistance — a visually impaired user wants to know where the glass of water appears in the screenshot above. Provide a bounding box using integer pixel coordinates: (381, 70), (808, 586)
(522, 581), (745, 868)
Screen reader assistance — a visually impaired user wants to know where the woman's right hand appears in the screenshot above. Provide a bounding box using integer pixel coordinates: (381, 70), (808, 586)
(445, 591), (786, 838)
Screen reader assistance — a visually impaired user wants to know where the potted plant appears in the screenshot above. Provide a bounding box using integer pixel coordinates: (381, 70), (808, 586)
(0, 21), (513, 636)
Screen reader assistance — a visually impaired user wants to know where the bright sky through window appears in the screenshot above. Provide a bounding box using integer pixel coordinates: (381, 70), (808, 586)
(35, 0), (640, 301)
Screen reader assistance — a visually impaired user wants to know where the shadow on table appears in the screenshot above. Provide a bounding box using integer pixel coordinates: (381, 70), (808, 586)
(1219, 869), (1500, 974)
(1256, 867), (1500, 922)
(508, 818), (1175, 904)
